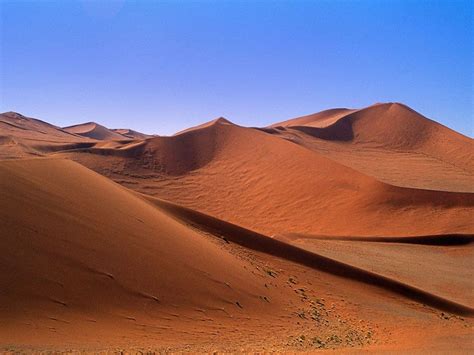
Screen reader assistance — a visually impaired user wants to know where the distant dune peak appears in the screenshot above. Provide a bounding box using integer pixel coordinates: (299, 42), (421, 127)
(2, 111), (27, 119)
(63, 121), (128, 141)
(214, 116), (233, 124)
(174, 116), (235, 135)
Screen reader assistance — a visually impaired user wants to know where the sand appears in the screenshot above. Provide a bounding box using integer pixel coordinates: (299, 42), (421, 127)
(0, 103), (473, 352)
(62, 122), (132, 141)
(55, 113), (473, 237)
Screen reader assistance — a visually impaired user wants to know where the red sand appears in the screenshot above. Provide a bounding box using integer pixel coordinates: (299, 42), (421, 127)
(0, 103), (473, 352)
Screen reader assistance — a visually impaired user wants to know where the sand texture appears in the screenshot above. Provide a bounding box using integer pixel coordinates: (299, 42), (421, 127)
(0, 103), (473, 352)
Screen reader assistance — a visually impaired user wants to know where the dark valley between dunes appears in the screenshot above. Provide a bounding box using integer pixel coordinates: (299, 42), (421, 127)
(0, 103), (473, 352)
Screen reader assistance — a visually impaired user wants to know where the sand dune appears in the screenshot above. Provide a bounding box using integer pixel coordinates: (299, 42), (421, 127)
(277, 233), (474, 308)
(1, 103), (473, 351)
(57, 116), (474, 237)
(144, 194), (474, 316)
(0, 112), (82, 140)
(1, 158), (472, 351)
(174, 117), (233, 135)
(268, 103), (474, 192)
(0, 158), (298, 349)
(0, 112), (90, 159)
(112, 128), (153, 139)
(63, 122), (129, 140)
(270, 108), (357, 128)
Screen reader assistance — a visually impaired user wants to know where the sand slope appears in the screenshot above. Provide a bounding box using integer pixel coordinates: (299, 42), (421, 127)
(57, 117), (474, 237)
(0, 158), (299, 348)
(63, 122), (129, 140)
(270, 108), (357, 128)
(0, 112), (81, 141)
(1, 158), (472, 351)
(268, 103), (474, 192)
(278, 233), (474, 308)
(1, 102), (474, 351)
(0, 112), (90, 159)
(112, 128), (153, 139)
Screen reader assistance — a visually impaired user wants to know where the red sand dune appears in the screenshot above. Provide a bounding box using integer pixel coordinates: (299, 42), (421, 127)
(270, 108), (358, 128)
(267, 103), (474, 192)
(112, 128), (154, 139)
(1, 103), (473, 352)
(0, 112), (91, 159)
(57, 115), (473, 237)
(1, 158), (472, 351)
(0, 158), (291, 349)
(0, 112), (82, 141)
(63, 122), (129, 141)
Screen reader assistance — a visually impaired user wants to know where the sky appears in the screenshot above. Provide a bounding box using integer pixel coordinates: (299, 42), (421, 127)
(0, 0), (472, 136)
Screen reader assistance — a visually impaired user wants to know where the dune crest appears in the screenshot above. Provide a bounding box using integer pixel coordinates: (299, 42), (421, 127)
(112, 128), (153, 139)
(266, 103), (474, 192)
(62, 122), (129, 140)
(55, 115), (474, 237)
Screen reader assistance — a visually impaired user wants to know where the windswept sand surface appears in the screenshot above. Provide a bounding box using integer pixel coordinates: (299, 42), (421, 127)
(0, 103), (473, 352)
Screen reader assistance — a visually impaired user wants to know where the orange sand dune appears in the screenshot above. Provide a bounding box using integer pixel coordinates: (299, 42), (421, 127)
(276, 233), (474, 308)
(112, 128), (153, 139)
(1, 104), (473, 351)
(1, 158), (472, 352)
(268, 103), (474, 192)
(0, 112), (90, 159)
(57, 116), (474, 237)
(174, 117), (233, 135)
(0, 158), (293, 349)
(270, 108), (357, 128)
(63, 122), (129, 140)
(144, 194), (474, 316)
(0, 112), (83, 141)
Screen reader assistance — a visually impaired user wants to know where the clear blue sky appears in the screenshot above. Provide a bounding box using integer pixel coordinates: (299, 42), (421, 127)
(0, 0), (472, 136)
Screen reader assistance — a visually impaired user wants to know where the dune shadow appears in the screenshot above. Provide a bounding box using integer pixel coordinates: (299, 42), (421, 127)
(145, 195), (474, 317)
(284, 233), (474, 246)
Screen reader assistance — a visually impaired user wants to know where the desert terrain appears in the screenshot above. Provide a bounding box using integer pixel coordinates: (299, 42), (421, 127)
(0, 103), (473, 353)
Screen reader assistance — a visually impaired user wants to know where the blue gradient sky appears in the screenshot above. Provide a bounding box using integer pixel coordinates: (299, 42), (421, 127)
(0, 0), (472, 136)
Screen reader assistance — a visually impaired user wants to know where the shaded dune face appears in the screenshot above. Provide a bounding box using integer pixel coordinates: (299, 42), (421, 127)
(60, 119), (224, 175)
(119, 124), (222, 175)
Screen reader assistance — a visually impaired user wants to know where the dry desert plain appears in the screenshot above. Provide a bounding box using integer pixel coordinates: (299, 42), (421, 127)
(0, 102), (473, 352)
